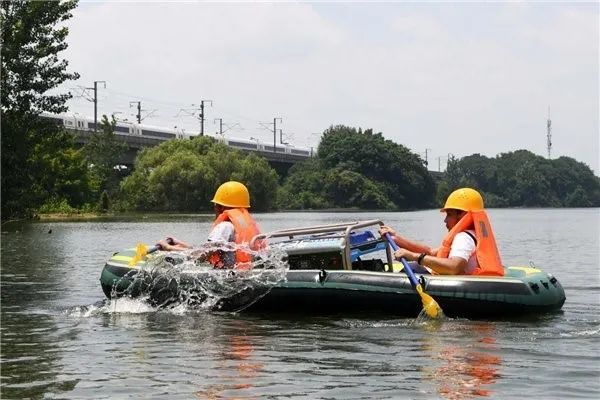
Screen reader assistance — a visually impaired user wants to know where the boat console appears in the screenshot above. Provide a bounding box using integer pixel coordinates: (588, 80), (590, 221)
(250, 220), (393, 271)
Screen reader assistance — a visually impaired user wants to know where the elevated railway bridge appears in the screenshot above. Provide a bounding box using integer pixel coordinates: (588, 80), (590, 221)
(52, 114), (442, 179)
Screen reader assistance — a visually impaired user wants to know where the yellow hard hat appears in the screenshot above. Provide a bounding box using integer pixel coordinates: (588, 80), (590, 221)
(441, 187), (484, 212)
(211, 181), (251, 208)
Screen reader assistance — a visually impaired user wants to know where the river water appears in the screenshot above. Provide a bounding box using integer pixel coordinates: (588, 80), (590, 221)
(1, 209), (599, 399)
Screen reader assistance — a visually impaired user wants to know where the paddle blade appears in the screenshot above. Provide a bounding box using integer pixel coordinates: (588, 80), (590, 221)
(416, 284), (444, 319)
(129, 243), (148, 266)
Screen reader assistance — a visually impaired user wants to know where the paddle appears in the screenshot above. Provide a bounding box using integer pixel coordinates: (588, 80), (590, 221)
(384, 233), (443, 319)
(129, 238), (174, 266)
(129, 244), (160, 266)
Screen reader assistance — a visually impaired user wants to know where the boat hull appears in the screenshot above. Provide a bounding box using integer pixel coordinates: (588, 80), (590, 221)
(100, 249), (566, 318)
(241, 269), (565, 318)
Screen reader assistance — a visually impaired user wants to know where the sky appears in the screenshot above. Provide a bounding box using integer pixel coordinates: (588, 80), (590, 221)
(59, 1), (599, 174)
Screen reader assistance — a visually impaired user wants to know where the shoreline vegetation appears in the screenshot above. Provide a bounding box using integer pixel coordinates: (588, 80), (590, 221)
(21, 205), (600, 224)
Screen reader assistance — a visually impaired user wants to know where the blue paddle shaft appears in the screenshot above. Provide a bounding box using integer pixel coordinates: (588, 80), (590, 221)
(384, 233), (420, 288)
(146, 245), (161, 254)
(149, 237), (176, 254)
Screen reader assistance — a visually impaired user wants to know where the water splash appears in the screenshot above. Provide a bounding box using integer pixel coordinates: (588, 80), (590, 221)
(416, 307), (447, 322)
(107, 242), (289, 313)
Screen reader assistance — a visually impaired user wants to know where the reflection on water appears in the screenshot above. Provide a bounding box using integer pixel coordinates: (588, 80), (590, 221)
(421, 322), (501, 399)
(195, 320), (263, 400)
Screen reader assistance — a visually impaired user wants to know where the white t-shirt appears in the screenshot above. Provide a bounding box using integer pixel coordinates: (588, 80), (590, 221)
(207, 221), (235, 243)
(206, 221), (236, 267)
(449, 230), (478, 274)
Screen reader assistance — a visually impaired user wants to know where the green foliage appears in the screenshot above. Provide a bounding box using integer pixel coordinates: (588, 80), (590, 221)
(37, 197), (95, 214)
(119, 136), (279, 212)
(318, 125), (436, 208)
(82, 115), (127, 196)
(37, 198), (79, 214)
(29, 123), (93, 207)
(231, 154), (280, 211)
(277, 159), (331, 209)
(1, 0), (80, 115)
(323, 168), (394, 209)
(1, 0), (81, 219)
(279, 125), (435, 210)
(438, 150), (600, 208)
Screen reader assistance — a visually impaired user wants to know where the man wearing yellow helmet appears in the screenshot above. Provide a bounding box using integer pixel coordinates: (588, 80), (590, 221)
(157, 181), (262, 269)
(379, 188), (504, 276)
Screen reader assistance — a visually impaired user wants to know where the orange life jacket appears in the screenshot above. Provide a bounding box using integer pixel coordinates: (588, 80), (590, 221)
(436, 211), (504, 276)
(209, 208), (262, 269)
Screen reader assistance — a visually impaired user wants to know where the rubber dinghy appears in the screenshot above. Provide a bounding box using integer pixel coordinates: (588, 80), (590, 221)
(100, 220), (566, 318)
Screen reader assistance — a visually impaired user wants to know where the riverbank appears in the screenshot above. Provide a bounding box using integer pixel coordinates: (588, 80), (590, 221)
(28, 208), (375, 222)
(1, 212), (216, 224)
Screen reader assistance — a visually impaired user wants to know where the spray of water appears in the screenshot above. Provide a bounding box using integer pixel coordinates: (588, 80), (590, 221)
(106, 242), (289, 313)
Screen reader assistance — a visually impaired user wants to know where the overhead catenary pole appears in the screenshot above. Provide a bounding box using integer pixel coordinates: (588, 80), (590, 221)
(213, 118), (240, 136)
(424, 148), (431, 166)
(88, 80), (106, 131)
(199, 100), (213, 136)
(273, 117), (282, 152)
(130, 101), (141, 123)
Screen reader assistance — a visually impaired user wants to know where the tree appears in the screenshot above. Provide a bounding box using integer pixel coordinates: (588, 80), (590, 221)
(29, 121), (92, 209)
(315, 125), (436, 209)
(120, 136), (279, 212)
(277, 159), (332, 209)
(437, 150), (600, 208)
(1, 0), (80, 219)
(322, 168), (394, 209)
(82, 115), (127, 197)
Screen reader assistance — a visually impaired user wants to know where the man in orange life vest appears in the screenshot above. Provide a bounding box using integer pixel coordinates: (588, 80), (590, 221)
(379, 187), (504, 276)
(157, 181), (262, 269)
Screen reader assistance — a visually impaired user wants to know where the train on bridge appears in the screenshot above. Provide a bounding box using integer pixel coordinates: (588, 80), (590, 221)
(42, 113), (313, 158)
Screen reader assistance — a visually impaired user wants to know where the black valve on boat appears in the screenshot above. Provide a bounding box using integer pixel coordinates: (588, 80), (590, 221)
(318, 269), (327, 283)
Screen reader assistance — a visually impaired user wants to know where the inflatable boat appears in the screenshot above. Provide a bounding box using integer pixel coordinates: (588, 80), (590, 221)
(100, 220), (566, 318)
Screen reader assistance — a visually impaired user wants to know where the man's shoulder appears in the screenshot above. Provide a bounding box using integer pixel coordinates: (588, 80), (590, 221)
(454, 230), (476, 245)
(215, 220), (234, 227)
(208, 221), (235, 242)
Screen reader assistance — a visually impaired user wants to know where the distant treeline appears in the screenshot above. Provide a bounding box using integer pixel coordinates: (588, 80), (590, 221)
(119, 126), (600, 212)
(439, 151), (600, 208)
(278, 126), (600, 210)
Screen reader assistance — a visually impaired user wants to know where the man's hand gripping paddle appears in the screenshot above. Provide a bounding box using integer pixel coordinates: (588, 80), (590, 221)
(129, 238), (174, 266)
(384, 233), (443, 319)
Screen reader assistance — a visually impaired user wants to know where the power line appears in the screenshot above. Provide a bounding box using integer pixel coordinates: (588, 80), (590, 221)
(70, 87), (283, 137)
(213, 118), (241, 135)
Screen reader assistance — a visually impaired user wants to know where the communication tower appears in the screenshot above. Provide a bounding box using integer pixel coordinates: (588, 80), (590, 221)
(546, 106), (552, 159)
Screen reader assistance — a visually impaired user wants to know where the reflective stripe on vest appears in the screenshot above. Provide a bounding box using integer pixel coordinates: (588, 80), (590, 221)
(437, 211), (504, 276)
